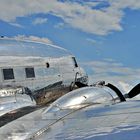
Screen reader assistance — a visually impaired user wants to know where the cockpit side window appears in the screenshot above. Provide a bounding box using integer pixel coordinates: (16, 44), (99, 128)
(2, 68), (15, 80)
(25, 67), (35, 78)
(72, 57), (78, 68)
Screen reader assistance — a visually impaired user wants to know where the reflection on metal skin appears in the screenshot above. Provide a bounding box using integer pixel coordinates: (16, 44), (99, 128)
(0, 86), (36, 116)
(44, 86), (119, 113)
(0, 38), (70, 57)
(0, 85), (140, 139)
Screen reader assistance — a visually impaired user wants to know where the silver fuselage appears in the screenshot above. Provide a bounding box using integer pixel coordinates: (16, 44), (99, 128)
(0, 38), (87, 91)
(0, 38), (88, 116)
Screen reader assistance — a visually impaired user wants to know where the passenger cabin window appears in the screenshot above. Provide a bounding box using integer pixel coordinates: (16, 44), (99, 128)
(25, 67), (35, 78)
(72, 57), (78, 68)
(3, 68), (14, 80)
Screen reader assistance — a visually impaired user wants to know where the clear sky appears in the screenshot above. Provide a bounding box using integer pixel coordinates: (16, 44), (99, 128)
(0, 0), (140, 90)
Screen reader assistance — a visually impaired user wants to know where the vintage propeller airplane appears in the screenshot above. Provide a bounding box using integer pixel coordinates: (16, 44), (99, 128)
(0, 37), (88, 117)
(0, 37), (139, 140)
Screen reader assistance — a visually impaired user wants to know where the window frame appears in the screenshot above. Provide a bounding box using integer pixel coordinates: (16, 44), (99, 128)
(25, 67), (35, 79)
(72, 57), (78, 68)
(2, 68), (15, 81)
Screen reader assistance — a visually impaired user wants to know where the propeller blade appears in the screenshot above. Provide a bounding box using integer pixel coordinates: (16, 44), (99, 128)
(127, 83), (140, 98)
(105, 83), (126, 102)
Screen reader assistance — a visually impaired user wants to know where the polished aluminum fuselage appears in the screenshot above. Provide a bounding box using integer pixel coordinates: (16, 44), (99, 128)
(0, 38), (87, 116)
(0, 38), (87, 91)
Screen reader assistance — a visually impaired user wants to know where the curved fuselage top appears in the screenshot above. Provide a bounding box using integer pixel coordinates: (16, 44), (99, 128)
(0, 38), (71, 58)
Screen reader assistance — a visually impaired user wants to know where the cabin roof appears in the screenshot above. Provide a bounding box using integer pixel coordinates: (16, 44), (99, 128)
(0, 38), (71, 58)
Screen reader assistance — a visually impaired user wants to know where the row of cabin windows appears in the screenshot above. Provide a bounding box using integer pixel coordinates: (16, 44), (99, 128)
(2, 68), (35, 80)
(2, 58), (78, 81)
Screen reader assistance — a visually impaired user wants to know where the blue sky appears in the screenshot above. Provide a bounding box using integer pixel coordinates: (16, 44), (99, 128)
(0, 0), (140, 88)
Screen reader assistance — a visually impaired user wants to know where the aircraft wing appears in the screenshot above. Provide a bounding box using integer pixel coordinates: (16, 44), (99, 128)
(40, 100), (140, 140)
(0, 85), (140, 140)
